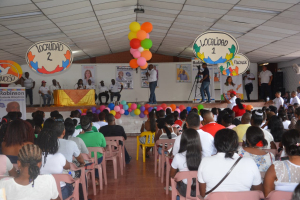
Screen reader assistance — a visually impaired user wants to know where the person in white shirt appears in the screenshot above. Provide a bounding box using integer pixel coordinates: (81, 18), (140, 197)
(172, 112), (216, 158)
(223, 91), (237, 109)
(266, 91), (284, 110)
(21, 72), (35, 106)
(243, 70), (255, 102)
(297, 87), (300, 99)
(290, 91), (300, 106)
(98, 80), (109, 104)
(198, 129), (263, 197)
(74, 79), (84, 89)
(109, 79), (123, 102)
(146, 64), (157, 104)
(259, 66), (273, 101)
(85, 79), (97, 101)
(39, 80), (51, 107)
(97, 112), (108, 128)
(0, 144), (60, 200)
(49, 79), (61, 94)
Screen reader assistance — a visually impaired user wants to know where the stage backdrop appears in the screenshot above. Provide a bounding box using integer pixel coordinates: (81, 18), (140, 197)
(82, 65), (96, 86)
(191, 58), (216, 102)
(116, 66), (134, 89)
(0, 87), (26, 120)
(220, 74), (244, 100)
(141, 64), (159, 88)
(176, 64), (191, 83)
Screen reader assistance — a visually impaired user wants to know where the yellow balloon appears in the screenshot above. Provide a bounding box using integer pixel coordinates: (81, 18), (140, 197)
(128, 103), (132, 108)
(129, 22), (140, 32)
(134, 109), (141, 115)
(110, 110), (116, 116)
(128, 32), (137, 40)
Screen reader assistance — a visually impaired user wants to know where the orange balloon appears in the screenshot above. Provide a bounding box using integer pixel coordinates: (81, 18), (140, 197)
(141, 50), (152, 61)
(144, 110), (149, 115)
(136, 30), (147, 40)
(129, 59), (138, 69)
(83, 108), (88, 113)
(170, 104), (176, 111)
(140, 62), (148, 69)
(141, 22), (153, 33)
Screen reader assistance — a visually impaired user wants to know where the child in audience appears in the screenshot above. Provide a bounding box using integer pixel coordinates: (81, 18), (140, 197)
(0, 155), (18, 177)
(278, 109), (291, 130)
(198, 129), (263, 197)
(170, 128), (202, 195)
(221, 113), (236, 129)
(0, 144), (60, 200)
(264, 129), (300, 197)
(289, 107), (300, 129)
(238, 126), (275, 172)
(211, 107), (218, 122)
(174, 110), (187, 128)
(232, 98), (246, 117)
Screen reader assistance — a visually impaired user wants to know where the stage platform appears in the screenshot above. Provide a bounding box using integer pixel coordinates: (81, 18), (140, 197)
(26, 101), (265, 113)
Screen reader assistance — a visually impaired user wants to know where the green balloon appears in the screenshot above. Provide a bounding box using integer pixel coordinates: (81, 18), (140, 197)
(137, 104), (141, 109)
(141, 39), (152, 49)
(197, 104), (204, 110)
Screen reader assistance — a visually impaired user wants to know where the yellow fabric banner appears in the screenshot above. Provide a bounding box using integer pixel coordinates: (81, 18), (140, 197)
(53, 89), (95, 106)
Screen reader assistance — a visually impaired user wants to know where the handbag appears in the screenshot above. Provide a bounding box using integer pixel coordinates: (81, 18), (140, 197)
(205, 157), (242, 195)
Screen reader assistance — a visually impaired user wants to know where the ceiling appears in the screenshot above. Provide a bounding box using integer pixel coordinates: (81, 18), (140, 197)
(1, 0), (300, 65)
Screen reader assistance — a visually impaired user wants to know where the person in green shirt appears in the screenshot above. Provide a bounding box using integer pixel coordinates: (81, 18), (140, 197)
(75, 112), (99, 132)
(76, 116), (106, 164)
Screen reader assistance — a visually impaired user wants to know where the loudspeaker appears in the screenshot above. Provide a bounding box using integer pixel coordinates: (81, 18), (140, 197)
(273, 72), (283, 88)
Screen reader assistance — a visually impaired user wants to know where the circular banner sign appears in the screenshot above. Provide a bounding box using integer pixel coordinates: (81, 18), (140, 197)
(193, 31), (239, 64)
(0, 60), (23, 84)
(218, 53), (250, 76)
(25, 40), (73, 75)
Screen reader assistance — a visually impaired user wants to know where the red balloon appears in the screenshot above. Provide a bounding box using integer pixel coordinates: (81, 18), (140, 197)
(115, 113), (121, 119)
(130, 38), (141, 49)
(144, 104), (150, 109)
(179, 105), (186, 111)
(161, 103), (167, 109)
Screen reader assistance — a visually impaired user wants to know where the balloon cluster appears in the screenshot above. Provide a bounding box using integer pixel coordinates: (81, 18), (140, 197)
(77, 102), (205, 119)
(128, 22), (153, 69)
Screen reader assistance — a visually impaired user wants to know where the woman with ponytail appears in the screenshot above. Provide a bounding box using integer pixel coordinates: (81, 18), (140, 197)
(198, 129), (263, 197)
(264, 129), (300, 197)
(0, 144), (60, 200)
(170, 128), (202, 195)
(238, 126), (275, 172)
(232, 98), (246, 117)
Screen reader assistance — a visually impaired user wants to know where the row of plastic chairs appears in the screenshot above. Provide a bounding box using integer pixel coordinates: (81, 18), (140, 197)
(171, 171), (293, 200)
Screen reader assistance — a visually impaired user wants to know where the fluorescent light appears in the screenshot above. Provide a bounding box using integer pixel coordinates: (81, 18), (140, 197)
(0, 12), (42, 19)
(263, 63), (269, 65)
(233, 6), (280, 14)
(72, 51), (81, 53)
(209, 28), (245, 35)
(25, 32), (63, 39)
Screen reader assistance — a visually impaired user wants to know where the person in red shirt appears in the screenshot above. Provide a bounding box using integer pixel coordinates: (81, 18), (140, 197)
(174, 110), (187, 128)
(201, 110), (225, 137)
(232, 98), (246, 117)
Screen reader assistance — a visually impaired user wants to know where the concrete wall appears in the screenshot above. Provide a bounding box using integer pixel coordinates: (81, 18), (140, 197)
(278, 58), (300, 93)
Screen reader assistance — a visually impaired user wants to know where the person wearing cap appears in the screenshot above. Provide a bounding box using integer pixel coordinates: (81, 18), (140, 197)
(21, 72), (35, 107)
(223, 91), (237, 109)
(39, 81), (51, 107)
(259, 66), (273, 101)
(243, 70), (255, 102)
(98, 81), (109, 105)
(49, 79), (61, 95)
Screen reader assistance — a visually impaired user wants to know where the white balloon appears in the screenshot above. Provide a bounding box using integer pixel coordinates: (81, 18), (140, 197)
(138, 47), (144, 52)
(116, 119), (122, 125)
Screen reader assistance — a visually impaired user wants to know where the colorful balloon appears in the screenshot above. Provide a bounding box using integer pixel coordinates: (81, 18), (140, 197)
(104, 107), (110, 112)
(148, 107), (153, 112)
(77, 109), (82, 114)
(132, 51), (141, 58)
(134, 109), (141, 115)
(130, 48), (137, 55)
(144, 104), (150, 109)
(129, 22), (140, 32)
(141, 22), (153, 33)
(130, 38), (141, 49)
(131, 103), (137, 110)
(175, 108), (180, 113)
(157, 106), (162, 111)
(198, 104), (204, 110)
(115, 113), (121, 119)
(128, 32), (137, 40)
(96, 110), (101, 114)
(137, 57), (146, 66)
(129, 59), (138, 69)
(170, 104), (176, 111)
(114, 106), (120, 112)
(119, 109), (125, 114)
(141, 50), (152, 61)
(124, 110), (129, 115)
(161, 103), (167, 109)
(91, 107), (96, 113)
(138, 47), (144, 52)
(144, 110), (149, 115)
(186, 107), (191, 112)
(140, 62), (148, 69)
(128, 108), (132, 112)
(108, 103), (115, 110)
(179, 105), (186, 111)
(119, 104), (123, 109)
(139, 113), (145, 118)
(121, 100), (127, 105)
(130, 111), (135, 117)
(128, 103), (132, 108)
(140, 106), (145, 112)
(141, 39), (152, 49)
(110, 110), (116, 116)
(137, 30), (147, 40)
(99, 105), (106, 111)
(123, 105), (129, 110)
(137, 104), (141, 109)
(146, 33), (149, 39)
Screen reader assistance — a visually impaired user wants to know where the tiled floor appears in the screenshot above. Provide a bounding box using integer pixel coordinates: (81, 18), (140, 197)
(88, 136), (172, 200)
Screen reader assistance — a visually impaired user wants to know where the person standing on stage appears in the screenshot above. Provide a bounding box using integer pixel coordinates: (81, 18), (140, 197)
(21, 72), (35, 107)
(199, 63), (211, 103)
(98, 81), (109, 105)
(243, 70), (255, 102)
(49, 79), (61, 95)
(109, 79), (123, 103)
(259, 66), (273, 101)
(39, 81), (51, 107)
(75, 79), (84, 89)
(146, 64), (157, 104)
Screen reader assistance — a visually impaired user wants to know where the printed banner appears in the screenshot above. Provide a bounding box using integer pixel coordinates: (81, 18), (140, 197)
(176, 64), (191, 83)
(82, 65), (96, 86)
(191, 58), (216, 102)
(116, 66), (134, 89)
(0, 60), (23, 84)
(220, 75), (244, 100)
(141, 64), (158, 88)
(0, 87), (26, 120)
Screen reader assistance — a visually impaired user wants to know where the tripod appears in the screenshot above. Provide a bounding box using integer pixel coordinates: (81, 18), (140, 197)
(188, 76), (201, 102)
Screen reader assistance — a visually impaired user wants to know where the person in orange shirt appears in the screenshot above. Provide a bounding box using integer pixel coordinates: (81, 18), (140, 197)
(200, 110), (225, 137)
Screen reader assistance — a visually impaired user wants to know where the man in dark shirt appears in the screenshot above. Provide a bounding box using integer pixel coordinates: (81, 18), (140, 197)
(100, 114), (131, 164)
(199, 63), (211, 103)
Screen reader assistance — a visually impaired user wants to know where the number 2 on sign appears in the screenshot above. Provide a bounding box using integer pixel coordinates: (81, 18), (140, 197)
(212, 48), (216, 54)
(47, 52), (52, 61)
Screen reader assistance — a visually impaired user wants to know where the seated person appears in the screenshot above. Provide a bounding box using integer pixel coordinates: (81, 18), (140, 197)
(2, 119), (34, 163)
(221, 113), (236, 129)
(96, 112), (108, 128)
(289, 107), (300, 130)
(0, 144), (60, 200)
(238, 126), (275, 172)
(198, 129), (263, 197)
(174, 110), (187, 128)
(264, 129), (300, 197)
(64, 118), (89, 154)
(109, 79), (123, 103)
(232, 112), (251, 142)
(100, 114), (131, 164)
(75, 112), (98, 132)
(211, 107), (218, 122)
(278, 109), (291, 130)
(268, 115), (284, 143)
(0, 155), (18, 177)
(98, 80), (109, 105)
(37, 129), (71, 200)
(170, 128), (202, 195)
(201, 110), (225, 137)
(74, 79), (84, 89)
(85, 79), (97, 101)
(49, 79), (61, 95)
(156, 110), (166, 129)
(232, 98), (246, 117)
(39, 80), (51, 107)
